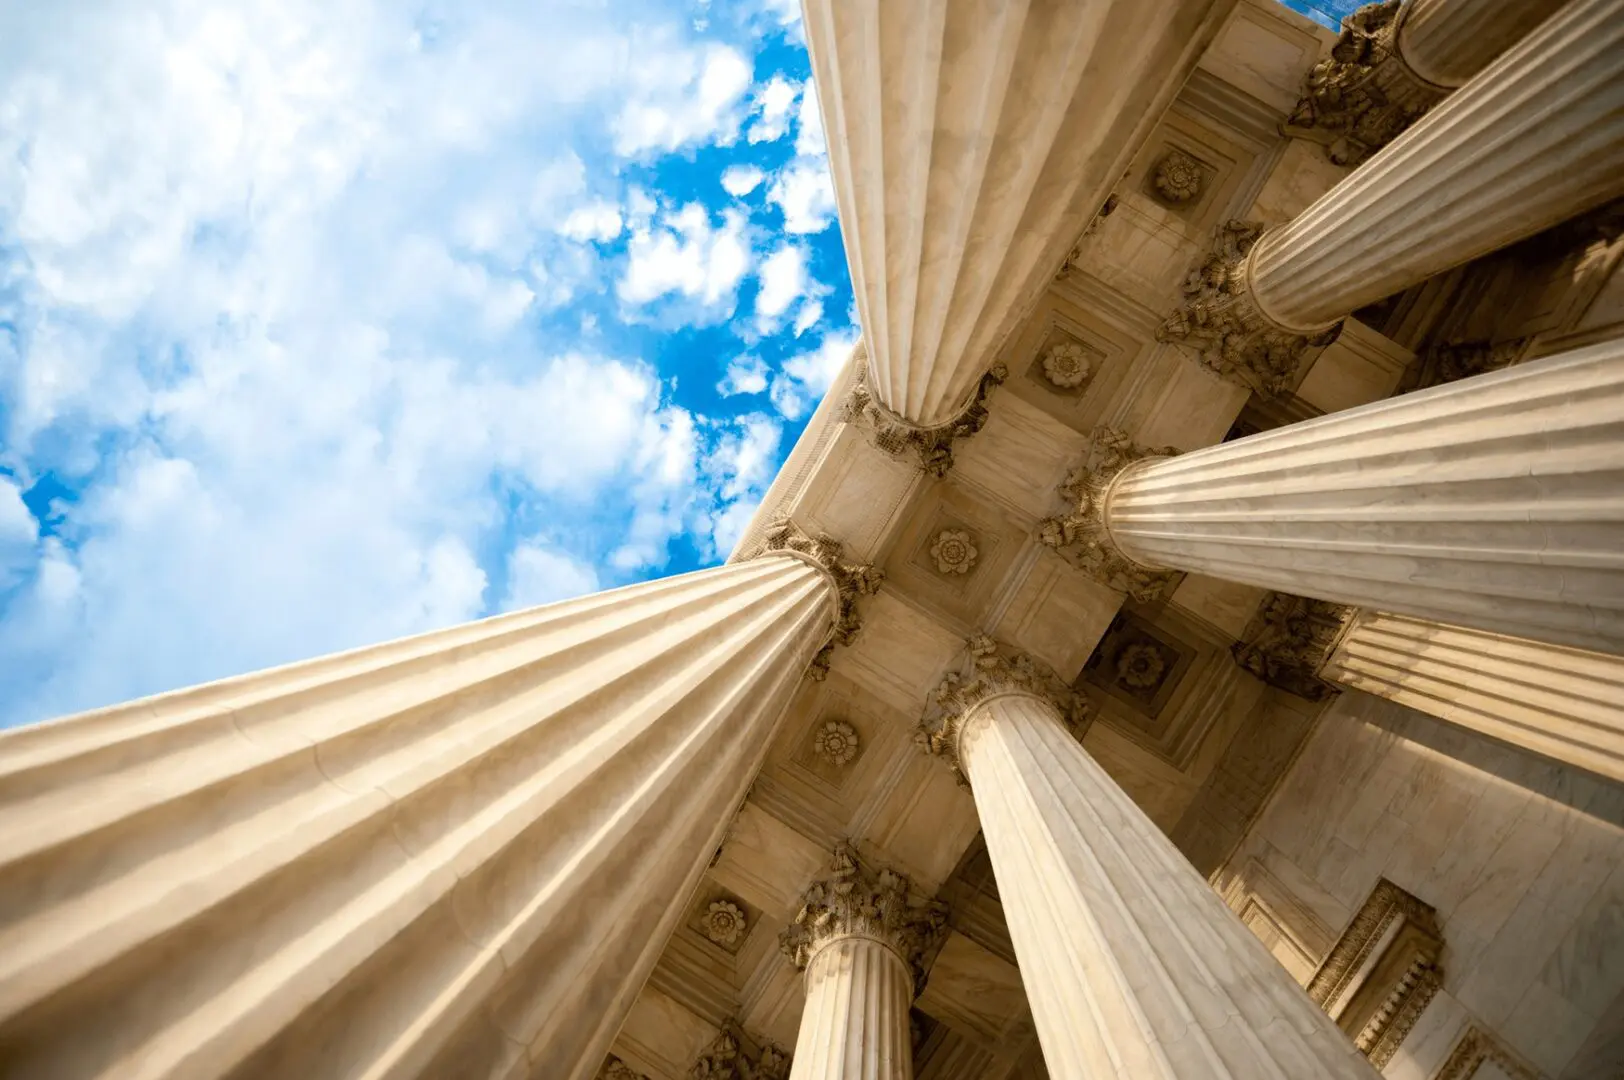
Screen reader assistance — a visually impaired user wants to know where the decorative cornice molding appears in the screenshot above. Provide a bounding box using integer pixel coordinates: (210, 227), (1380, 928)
(687, 1028), (790, 1080)
(1435, 1026), (1542, 1080)
(1037, 426), (1181, 602)
(917, 635), (1092, 783)
(1157, 221), (1342, 397)
(1232, 591), (1355, 701)
(779, 843), (948, 996)
(1281, 0), (1448, 168)
(840, 342), (1008, 477)
(1309, 878), (1444, 1069)
(760, 520), (884, 680)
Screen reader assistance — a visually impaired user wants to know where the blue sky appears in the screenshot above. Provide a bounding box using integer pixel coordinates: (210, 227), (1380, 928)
(0, 0), (858, 725)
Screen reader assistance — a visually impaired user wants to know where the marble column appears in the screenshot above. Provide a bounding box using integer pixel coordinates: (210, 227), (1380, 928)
(1324, 610), (1624, 783)
(1091, 340), (1624, 656)
(779, 845), (946, 1080)
(1283, 0), (1568, 166)
(0, 522), (878, 1080)
(916, 638), (1380, 1078)
(801, 0), (1235, 431)
(1164, 0), (1624, 393)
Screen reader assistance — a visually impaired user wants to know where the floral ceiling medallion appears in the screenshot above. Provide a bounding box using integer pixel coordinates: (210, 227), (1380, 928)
(1152, 148), (1205, 204)
(703, 900), (748, 947)
(1041, 341), (1092, 389)
(929, 529), (979, 575)
(814, 719), (859, 766)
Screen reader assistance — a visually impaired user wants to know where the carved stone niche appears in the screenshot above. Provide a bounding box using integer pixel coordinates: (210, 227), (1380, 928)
(1309, 878), (1444, 1070)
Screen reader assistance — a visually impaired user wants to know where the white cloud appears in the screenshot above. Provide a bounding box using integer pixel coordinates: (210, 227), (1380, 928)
(770, 327), (858, 419)
(504, 541), (601, 610)
(721, 164), (766, 197)
(755, 244), (809, 327)
(746, 76), (799, 143)
(702, 413), (781, 552)
(612, 42), (753, 156)
(618, 203), (751, 312)
(794, 82), (826, 157)
(769, 160), (838, 235)
(718, 354), (769, 397)
(0, 477), (37, 547)
(558, 200), (624, 242)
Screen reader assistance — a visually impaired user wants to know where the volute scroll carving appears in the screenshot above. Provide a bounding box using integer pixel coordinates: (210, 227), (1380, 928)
(1037, 426), (1181, 602)
(778, 843), (948, 997)
(760, 519), (883, 680)
(841, 341), (1008, 478)
(1157, 221), (1343, 397)
(917, 635), (1092, 784)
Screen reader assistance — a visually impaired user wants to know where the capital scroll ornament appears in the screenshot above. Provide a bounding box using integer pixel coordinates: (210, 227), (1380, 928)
(1232, 591), (1355, 701)
(1157, 221), (1342, 397)
(917, 635), (1091, 783)
(778, 843), (947, 996)
(1281, 0), (1446, 168)
(1037, 426), (1180, 602)
(761, 519), (883, 680)
(841, 341), (1008, 478)
(688, 1029), (790, 1080)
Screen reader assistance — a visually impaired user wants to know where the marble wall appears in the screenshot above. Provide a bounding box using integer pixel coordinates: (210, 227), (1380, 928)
(1220, 690), (1624, 1079)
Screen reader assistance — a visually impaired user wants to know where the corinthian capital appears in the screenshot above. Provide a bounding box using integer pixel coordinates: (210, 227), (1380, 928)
(1232, 591), (1355, 701)
(761, 519), (884, 680)
(1281, 0), (1447, 167)
(1036, 426), (1180, 602)
(841, 341), (1008, 478)
(1157, 221), (1342, 396)
(779, 843), (947, 995)
(687, 1028), (790, 1080)
(917, 635), (1091, 781)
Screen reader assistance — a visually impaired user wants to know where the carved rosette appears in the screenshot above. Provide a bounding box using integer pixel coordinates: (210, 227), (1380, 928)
(778, 843), (948, 995)
(917, 635), (1092, 783)
(1282, 0), (1448, 168)
(1036, 426), (1181, 602)
(761, 519), (883, 680)
(841, 342), (1008, 477)
(1232, 591), (1355, 701)
(688, 1029), (790, 1080)
(1157, 221), (1342, 396)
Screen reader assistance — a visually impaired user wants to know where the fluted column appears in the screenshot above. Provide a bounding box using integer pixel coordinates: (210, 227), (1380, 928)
(1283, 0), (1567, 165)
(802, 0), (1235, 430)
(1324, 610), (1624, 783)
(0, 524), (877, 1080)
(779, 845), (945, 1080)
(1094, 341), (1624, 655)
(1165, 0), (1624, 394)
(917, 638), (1379, 1078)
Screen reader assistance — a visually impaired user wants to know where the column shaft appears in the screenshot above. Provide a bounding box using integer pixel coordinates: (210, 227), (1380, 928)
(958, 694), (1378, 1078)
(1324, 611), (1624, 782)
(802, 0), (1234, 427)
(788, 936), (915, 1080)
(0, 557), (833, 1080)
(1254, 0), (1624, 331)
(1396, 0), (1568, 88)
(1104, 341), (1624, 655)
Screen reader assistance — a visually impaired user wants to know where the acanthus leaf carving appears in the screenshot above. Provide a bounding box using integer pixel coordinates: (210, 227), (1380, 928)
(601, 1056), (649, 1080)
(1280, 0), (1446, 167)
(761, 519), (883, 681)
(688, 1027), (791, 1080)
(1232, 591), (1354, 701)
(1037, 426), (1180, 602)
(1157, 221), (1342, 397)
(917, 635), (1092, 784)
(1413, 336), (1531, 389)
(778, 842), (947, 996)
(840, 344), (1008, 477)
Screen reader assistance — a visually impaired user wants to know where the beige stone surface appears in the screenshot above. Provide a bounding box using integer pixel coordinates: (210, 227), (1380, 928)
(956, 691), (1380, 1078)
(0, 556), (834, 1080)
(801, 0), (1237, 427)
(1295, 318), (1413, 415)
(1224, 690), (1624, 1078)
(914, 931), (1032, 1050)
(1107, 342), (1624, 654)
(788, 934), (915, 1080)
